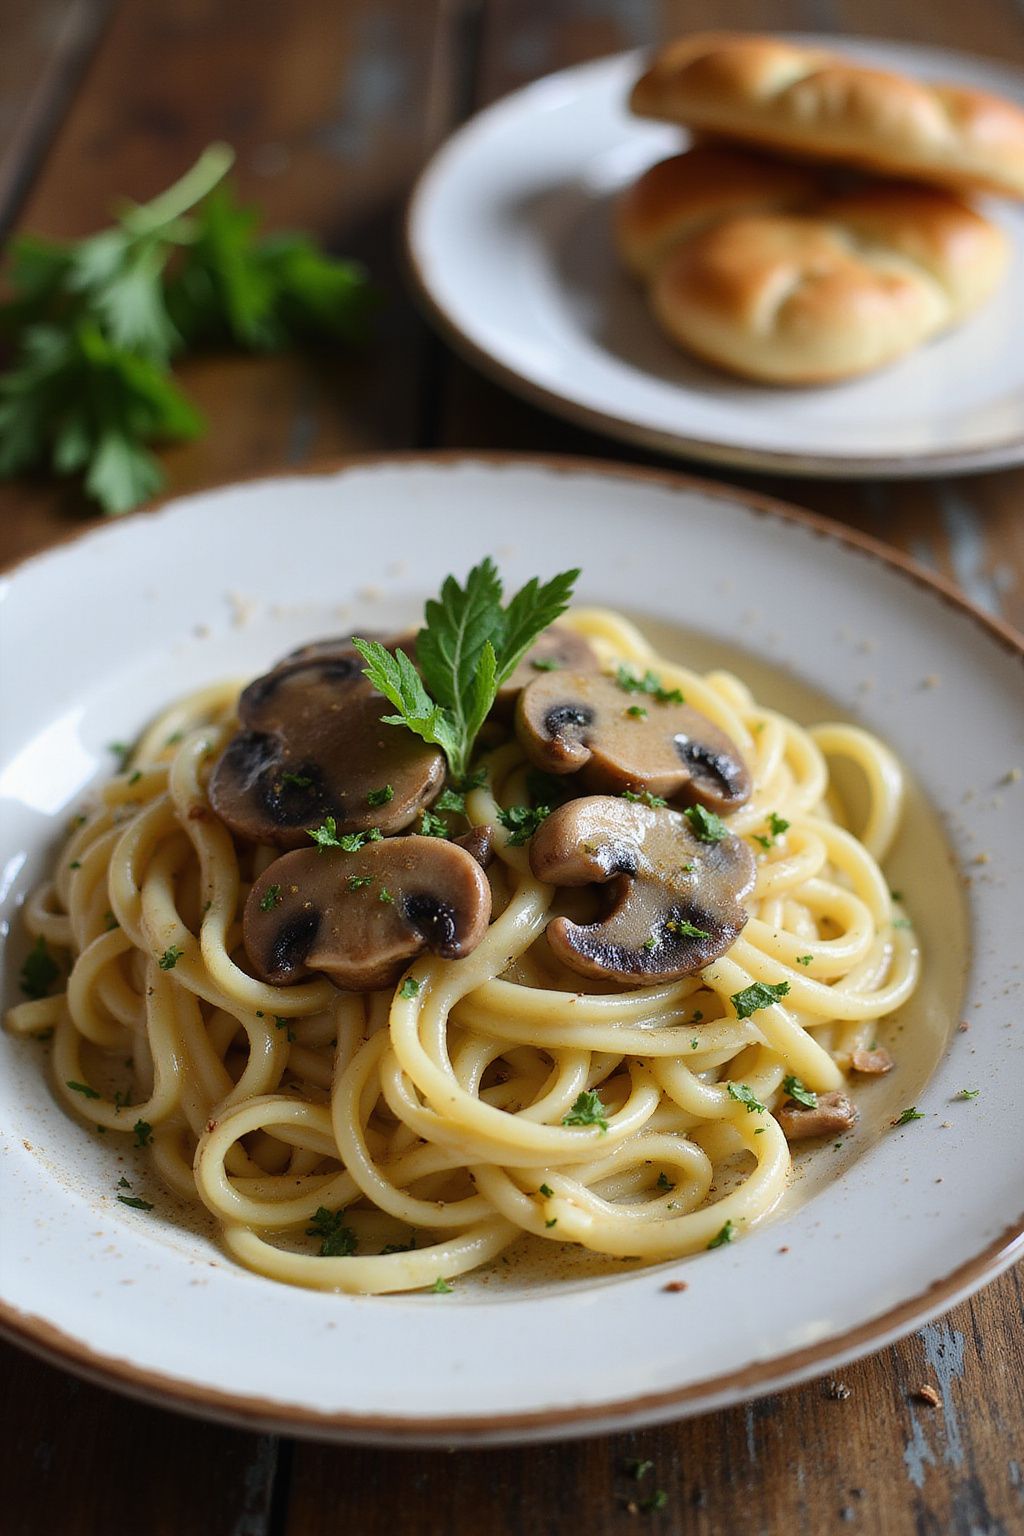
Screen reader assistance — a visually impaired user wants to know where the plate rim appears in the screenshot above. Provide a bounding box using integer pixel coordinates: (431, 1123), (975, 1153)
(403, 40), (1024, 481)
(1, 450), (1022, 1444)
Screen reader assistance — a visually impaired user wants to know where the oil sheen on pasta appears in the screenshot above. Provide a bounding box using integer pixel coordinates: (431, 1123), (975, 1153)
(7, 608), (961, 1295)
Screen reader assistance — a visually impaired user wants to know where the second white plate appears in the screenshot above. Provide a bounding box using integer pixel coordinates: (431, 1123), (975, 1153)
(406, 37), (1024, 477)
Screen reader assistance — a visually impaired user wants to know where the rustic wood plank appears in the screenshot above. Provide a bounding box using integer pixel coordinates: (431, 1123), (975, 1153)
(0, 0), (449, 570)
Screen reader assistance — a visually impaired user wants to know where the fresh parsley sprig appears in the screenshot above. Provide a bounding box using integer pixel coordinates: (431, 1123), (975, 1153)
(0, 145), (373, 515)
(352, 559), (579, 781)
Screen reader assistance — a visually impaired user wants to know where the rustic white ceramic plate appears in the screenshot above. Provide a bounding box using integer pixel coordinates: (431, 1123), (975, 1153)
(406, 38), (1024, 477)
(1, 457), (1022, 1445)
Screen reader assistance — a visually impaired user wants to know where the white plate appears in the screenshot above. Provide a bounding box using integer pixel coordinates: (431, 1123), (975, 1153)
(1, 456), (1022, 1445)
(406, 39), (1024, 478)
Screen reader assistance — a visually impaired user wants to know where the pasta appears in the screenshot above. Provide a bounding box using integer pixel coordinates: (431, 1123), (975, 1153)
(5, 608), (920, 1294)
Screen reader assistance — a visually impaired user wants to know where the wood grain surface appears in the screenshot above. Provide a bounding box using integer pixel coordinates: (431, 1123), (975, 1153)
(1, 3), (1021, 1534)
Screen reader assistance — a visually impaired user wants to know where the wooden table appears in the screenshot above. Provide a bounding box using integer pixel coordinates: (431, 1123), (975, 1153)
(2, 4), (1022, 1533)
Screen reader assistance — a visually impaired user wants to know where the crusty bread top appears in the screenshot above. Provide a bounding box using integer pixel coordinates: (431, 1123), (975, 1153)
(630, 33), (1024, 200)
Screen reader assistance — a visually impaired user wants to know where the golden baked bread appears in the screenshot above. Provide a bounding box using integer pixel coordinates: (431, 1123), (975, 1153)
(614, 143), (823, 278)
(648, 184), (1008, 384)
(630, 33), (1024, 200)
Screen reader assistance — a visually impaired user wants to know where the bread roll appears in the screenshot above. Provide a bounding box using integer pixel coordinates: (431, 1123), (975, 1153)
(615, 144), (822, 278)
(630, 33), (1024, 200)
(648, 186), (1007, 383)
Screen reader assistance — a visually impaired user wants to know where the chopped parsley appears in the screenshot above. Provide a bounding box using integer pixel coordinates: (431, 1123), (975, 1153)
(538, 1183), (554, 1198)
(893, 1106), (925, 1126)
(435, 787), (466, 813)
(274, 1016), (296, 1042)
(133, 1118), (153, 1147)
(796, 954), (813, 966)
(954, 1088), (980, 1101)
(259, 883), (282, 911)
(629, 1459), (654, 1481)
(117, 1175), (131, 1189)
(431, 1277), (454, 1294)
(108, 741), (130, 768)
(367, 783), (394, 807)
(531, 657), (561, 672)
(497, 803), (551, 846)
(690, 1039), (699, 1050)
(66, 1079), (100, 1099)
(420, 808), (449, 838)
(158, 945), (183, 971)
(305, 1206), (357, 1257)
(683, 805), (728, 843)
(378, 886), (394, 904)
(730, 980), (790, 1019)
(727, 1083), (766, 1115)
(545, 1218), (557, 1228)
(783, 1075), (817, 1109)
(127, 769), (142, 786)
(656, 1172), (673, 1192)
(347, 874), (373, 891)
(640, 1491), (668, 1513)
(626, 705), (648, 719)
(615, 665), (684, 705)
(665, 917), (710, 939)
(752, 811), (790, 850)
(621, 789), (667, 808)
(112, 1087), (132, 1114)
(643, 935), (658, 952)
(308, 818), (383, 853)
(69, 859), (81, 870)
(562, 1089), (609, 1132)
(19, 936), (59, 999)
(707, 1220), (736, 1249)
(399, 978), (421, 1000)
(117, 1195), (154, 1211)
(280, 771), (313, 790)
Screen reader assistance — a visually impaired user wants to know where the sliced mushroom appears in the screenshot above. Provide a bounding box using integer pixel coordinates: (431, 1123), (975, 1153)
(515, 670), (751, 813)
(245, 836), (492, 991)
(778, 1090), (858, 1141)
(849, 1046), (895, 1075)
(493, 625), (600, 717)
(528, 796), (754, 983)
(454, 824), (495, 868)
(210, 637), (444, 849)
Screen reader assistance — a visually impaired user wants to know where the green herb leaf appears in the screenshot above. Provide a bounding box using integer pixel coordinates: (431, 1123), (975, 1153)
(664, 917), (710, 939)
(347, 874), (373, 891)
(562, 1089), (609, 1132)
(420, 808), (449, 839)
(20, 935), (59, 999)
(640, 1490), (668, 1513)
(621, 789), (668, 808)
(259, 883), (282, 911)
(378, 886), (394, 904)
(435, 787), (466, 813)
(305, 1206), (357, 1257)
(539, 1184), (554, 1198)
(399, 978), (421, 1000)
(730, 981), (790, 1019)
(707, 1220), (736, 1249)
(367, 784), (394, 807)
(893, 1106), (925, 1126)
(796, 954), (813, 966)
(430, 1277), (454, 1293)
(615, 665), (684, 704)
(656, 1172), (673, 1191)
(117, 1194), (154, 1211)
(497, 803), (551, 847)
(307, 817), (383, 853)
(281, 771), (313, 789)
(158, 944), (183, 971)
(783, 1075), (818, 1108)
(683, 805), (729, 842)
(727, 1082), (767, 1115)
(66, 1079), (100, 1100)
(954, 1088), (980, 1101)
(133, 1118), (153, 1147)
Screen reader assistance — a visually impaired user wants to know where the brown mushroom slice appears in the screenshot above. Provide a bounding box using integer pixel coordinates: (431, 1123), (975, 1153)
(210, 637), (444, 849)
(454, 824), (495, 869)
(849, 1046), (895, 1075)
(778, 1090), (858, 1142)
(492, 625), (600, 717)
(528, 796), (755, 984)
(244, 836), (492, 992)
(515, 670), (751, 813)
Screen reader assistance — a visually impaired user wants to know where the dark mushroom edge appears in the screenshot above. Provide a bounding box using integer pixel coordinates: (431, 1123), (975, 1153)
(528, 796), (756, 984)
(515, 669), (752, 812)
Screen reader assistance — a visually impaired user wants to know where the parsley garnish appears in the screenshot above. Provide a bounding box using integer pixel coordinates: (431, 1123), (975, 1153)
(66, 1079), (100, 1099)
(431, 1277), (454, 1294)
(399, 978), (421, 1000)
(367, 784), (394, 807)
(158, 944), (182, 970)
(420, 808), (449, 838)
(497, 803), (551, 846)
(352, 559), (578, 781)
(893, 1106), (925, 1126)
(730, 981), (790, 1019)
(626, 704), (648, 719)
(727, 1083), (766, 1115)
(615, 665), (684, 705)
(0, 146), (373, 515)
(621, 789), (667, 808)
(656, 1172), (673, 1191)
(274, 1016), (296, 1042)
(707, 1220), (736, 1249)
(664, 917), (710, 939)
(531, 657), (561, 671)
(640, 1491), (668, 1513)
(69, 859), (81, 869)
(378, 887), (394, 904)
(117, 1195), (154, 1211)
(752, 811), (790, 850)
(539, 1183), (554, 1198)
(954, 1088), (980, 1101)
(562, 1089), (609, 1132)
(127, 769), (142, 786)
(796, 954), (813, 966)
(308, 818), (382, 853)
(108, 741), (130, 768)
(133, 1118), (153, 1147)
(435, 788), (466, 813)
(347, 874), (373, 890)
(683, 805), (729, 842)
(280, 771), (313, 789)
(628, 1459), (654, 1481)
(259, 883), (282, 911)
(305, 1206), (357, 1257)
(19, 936), (58, 999)
(783, 1075), (817, 1108)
